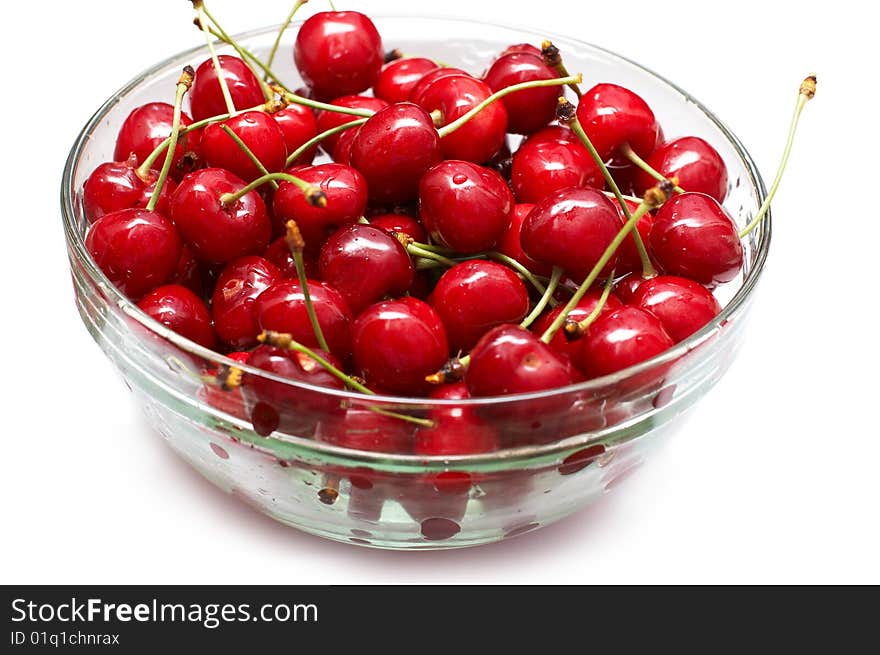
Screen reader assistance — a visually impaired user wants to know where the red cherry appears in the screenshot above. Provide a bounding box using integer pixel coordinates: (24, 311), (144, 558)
(330, 125), (359, 165)
(272, 104), (319, 166)
(189, 55), (264, 122)
(632, 275), (720, 343)
(498, 43), (543, 58)
(272, 163), (368, 251)
(82, 156), (175, 224)
(419, 160), (513, 253)
(520, 187), (622, 280)
(374, 57), (438, 104)
(317, 408), (414, 452)
(169, 168), (271, 264)
(483, 52), (558, 134)
(430, 261), (530, 352)
(315, 95), (387, 154)
(85, 208), (182, 300)
(579, 306), (674, 378)
(510, 125), (603, 204)
(262, 236), (319, 279)
(368, 212), (427, 243)
(198, 350), (250, 418)
(612, 197), (655, 275)
(113, 102), (200, 175)
(254, 280), (353, 361)
(350, 103), (442, 205)
(407, 67), (470, 104)
(351, 297), (448, 395)
(633, 136), (729, 203)
(293, 11), (383, 100)
(318, 223), (414, 314)
(649, 192), (744, 285)
(531, 289), (623, 363)
(169, 244), (204, 295)
(613, 272), (647, 303)
(496, 204), (553, 277)
(201, 111), (288, 181)
(575, 83), (660, 161)
(137, 284), (217, 349)
(211, 256), (283, 349)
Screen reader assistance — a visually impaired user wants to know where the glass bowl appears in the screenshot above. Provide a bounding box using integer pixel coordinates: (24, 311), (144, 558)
(61, 15), (769, 549)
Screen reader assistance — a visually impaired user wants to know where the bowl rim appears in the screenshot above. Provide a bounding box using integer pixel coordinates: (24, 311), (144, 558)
(61, 15), (770, 461)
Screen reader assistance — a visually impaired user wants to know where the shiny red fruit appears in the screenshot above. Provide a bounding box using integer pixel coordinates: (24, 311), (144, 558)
(576, 83), (660, 161)
(201, 111), (288, 182)
(82, 156), (175, 224)
(368, 212), (427, 243)
(211, 256), (283, 349)
(315, 95), (387, 154)
(374, 57), (438, 104)
(137, 284), (217, 349)
(114, 102), (200, 176)
(632, 275), (720, 343)
(272, 104), (319, 166)
(407, 67), (470, 104)
(531, 289), (623, 364)
(483, 52), (558, 134)
(496, 204), (553, 277)
(189, 55), (265, 122)
(579, 306), (674, 378)
(262, 237), (319, 279)
(612, 197), (655, 275)
(634, 136), (728, 202)
(318, 408), (415, 452)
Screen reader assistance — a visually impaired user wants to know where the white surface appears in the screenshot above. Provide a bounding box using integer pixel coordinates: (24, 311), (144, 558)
(2, 0), (877, 584)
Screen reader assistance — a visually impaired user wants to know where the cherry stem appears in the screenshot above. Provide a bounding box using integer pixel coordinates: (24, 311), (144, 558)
(540, 182), (674, 344)
(520, 266), (563, 329)
(565, 270), (615, 340)
(265, 0), (308, 81)
(620, 143), (685, 193)
(437, 74), (581, 138)
(219, 172), (326, 207)
(257, 331), (434, 428)
(283, 91), (379, 118)
(285, 117), (369, 166)
(406, 244), (458, 267)
(563, 103), (656, 279)
(194, 5), (236, 115)
(146, 67), (193, 212)
(485, 251), (551, 298)
(739, 75), (816, 239)
(220, 124), (278, 189)
(328, 0), (337, 10)
(541, 40), (582, 98)
(282, 220), (330, 352)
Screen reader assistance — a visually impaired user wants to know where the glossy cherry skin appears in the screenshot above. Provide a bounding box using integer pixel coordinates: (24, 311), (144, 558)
(254, 280), (353, 361)
(189, 55), (265, 122)
(169, 244), (205, 295)
(317, 408), (415, 452)
(499, 43), (543, 58)
(315, 95), (387, 154)
(272, 104), (319, 166)
(632, 275), (720, 343)
(613, 197), (655, 275)
(262, 236), (318, 279)
(407, 67), (470, 104)
(510, 126), (603, 204)
(293, 11), (383, 100)
(201, 111), (288, 182)
(578, 306), (674, 378)
(374, 57), (438, 104)
(351, 297), (448, 395)
(350, 103), (442, 205)
(272, 163), (368, 251)
(496, 204), (553, 277)
(649, 192), (744, 285)
(416, 74), (508, 164)
(169, 168), (271, 264)
(483, 52), (558, 134)
(613, 272), (647, 303)
(575, 83), (661, 161)
(633, 136), (729, 203)
(82, 156), (175, 224)
(211, 256), (283, 349)
(368, 212), (427, 243)
(419, 160), (514, 253)
(531, 289), (623, 364)
(430, 261), (530, 352)
(318, 224), (414, 314)
(137, 284), (217, 349)
(521, 187), (622, 280)
(85, 208), (182, 300)
(114, 102), (200, 176)
(330, 126), (360, 165)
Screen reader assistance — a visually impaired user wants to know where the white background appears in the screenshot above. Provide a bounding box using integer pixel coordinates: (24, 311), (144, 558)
(1, 0), (877, 584)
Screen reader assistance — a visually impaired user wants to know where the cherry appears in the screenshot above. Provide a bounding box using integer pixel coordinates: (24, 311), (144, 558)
(349, 103), (442, 205)
(189, 55), (264, 122)
(498, 43), (543, 58)
(613, 197), (655, 275)
(272, 163), (368, 251)
(272, 104), (319, 166)
(520, 187), (622, 280)
(632, 275), (721, 343)
(169, 244), (204, 295)
(510, 125), (603, 204)
(531, 289), (623, 364)
(351, 297), (448, 395)
(649, 192), (743, 285)
(374, 57), (438, 104)
(85, 208), (182, 300)
(263, 236), (319, 279)
(496, 203), (553, 277)
(633, 136), (729, 202)
(201, 111), (288, 181)
(137, 283), (216, 349)
(414, 74), (508, 164)
(317, 408), (414, 452)
(575, 83), (660, 161)
(82, 156), (175, 224)
(330, 125), (360, 165)
(113, 102), (200, 176)
(315, 95), (387, 154)
(169, 168), (271, 264)
(368, 212), (427, 244)
(419, 160), (513, 253)
(483, 52), (558, 134)
(407, 67), (470, 104)
(293, 11), (384, 100)
(198, 350), (250, 418)
(613, 272), (647, 304)
(211, 256), (283, 349)
(254, 280), (353, 361)
(578, 306), (674, 378)
(318, 223), (414, 314)
(430, 260), (530, 352)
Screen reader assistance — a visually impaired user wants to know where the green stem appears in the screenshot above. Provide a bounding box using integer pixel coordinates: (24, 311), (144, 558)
(200, 4), (273, 101)
(406, 244), (458, 267)
(575, 271), (615, 332)
(520, 267), (562, 329)
(284, 91), (377, 118)
(265, 0), (307, 81)
(220, 124), (278, 189)
(294, 252), (329, 353)
(196, 6), (236, 114)
(146, 70), (191, 212)
(285, 117), (369, 166)
(219, 172), (318, 206)
(620, 143), (685, 193)
(486, 251), (548, 297)
(328, 0), (337, 9)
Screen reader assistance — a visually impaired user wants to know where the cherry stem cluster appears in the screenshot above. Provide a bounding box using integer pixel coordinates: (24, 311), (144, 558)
(219, 171), (326, 207)
(285, 117), (369, 167)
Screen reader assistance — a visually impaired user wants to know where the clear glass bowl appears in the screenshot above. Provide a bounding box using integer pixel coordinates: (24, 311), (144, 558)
(61, 16), (769, 549)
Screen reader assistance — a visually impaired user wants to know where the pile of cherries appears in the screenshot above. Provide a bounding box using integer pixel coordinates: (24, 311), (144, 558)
(82, 4), (750, 461)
